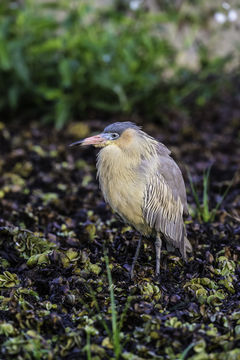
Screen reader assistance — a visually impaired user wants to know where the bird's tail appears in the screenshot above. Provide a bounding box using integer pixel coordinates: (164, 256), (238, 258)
(165, 227), (192, 260)
(185, 237), (192, 253)
(180, 225), (192, 261)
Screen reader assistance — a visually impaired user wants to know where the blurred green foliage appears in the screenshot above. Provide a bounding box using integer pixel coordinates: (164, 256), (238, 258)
(0, 0), (235, 128)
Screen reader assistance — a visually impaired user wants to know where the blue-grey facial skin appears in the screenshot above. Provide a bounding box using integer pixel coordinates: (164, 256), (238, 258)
(103, 132), (120, 141)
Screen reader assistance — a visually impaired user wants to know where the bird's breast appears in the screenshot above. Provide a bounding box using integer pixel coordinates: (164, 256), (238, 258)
(97, 147), (148, 234)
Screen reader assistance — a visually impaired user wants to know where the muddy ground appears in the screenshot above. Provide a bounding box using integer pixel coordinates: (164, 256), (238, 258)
(0, 96), (240, 359)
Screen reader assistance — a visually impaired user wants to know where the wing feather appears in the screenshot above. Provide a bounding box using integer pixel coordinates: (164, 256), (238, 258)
(142, 155), (189, 256)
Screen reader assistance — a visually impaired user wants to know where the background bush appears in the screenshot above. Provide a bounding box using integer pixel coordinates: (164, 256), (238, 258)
(0, 0), (238, 128)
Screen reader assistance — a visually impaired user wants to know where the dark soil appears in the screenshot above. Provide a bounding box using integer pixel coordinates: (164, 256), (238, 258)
(0, 103), (240, 359)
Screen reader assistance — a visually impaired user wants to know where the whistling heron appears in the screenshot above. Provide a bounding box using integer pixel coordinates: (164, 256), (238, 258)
(70, 122), (192, 278)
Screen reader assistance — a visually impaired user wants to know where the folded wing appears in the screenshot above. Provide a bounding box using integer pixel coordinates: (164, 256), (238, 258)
(142, 154), (190, 258)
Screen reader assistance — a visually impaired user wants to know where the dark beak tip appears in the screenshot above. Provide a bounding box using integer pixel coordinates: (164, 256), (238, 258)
(68, 141), (83, 147)
(68, 134), (104, 148)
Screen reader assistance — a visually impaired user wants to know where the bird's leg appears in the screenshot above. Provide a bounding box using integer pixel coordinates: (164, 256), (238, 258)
(155, 234), (162, 275)
(130, 235), (142, 279)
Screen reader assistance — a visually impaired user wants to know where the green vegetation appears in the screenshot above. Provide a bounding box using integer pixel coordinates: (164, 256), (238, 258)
(0, 0), (235, 128)
(84, 254), (131, 359)
(0, 1), (239, 359)
(105, 254), (122, 359)
(0, 116), (239, 359)
(188, 166), (231, 222)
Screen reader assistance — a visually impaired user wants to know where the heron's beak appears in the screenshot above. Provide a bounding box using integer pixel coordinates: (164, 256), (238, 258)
(69, 133), (108, 147)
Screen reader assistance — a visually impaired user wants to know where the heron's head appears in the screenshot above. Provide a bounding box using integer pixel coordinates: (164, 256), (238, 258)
(69, 122), (141, 149)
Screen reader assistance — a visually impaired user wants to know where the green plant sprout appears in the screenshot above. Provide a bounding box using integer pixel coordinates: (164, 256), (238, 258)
(83, 253), (131, 359)
(188, 165), (232, 223)
(105, 254), (121, 359)
(86, 331), (91, 360)
(179, 342), (196, 360)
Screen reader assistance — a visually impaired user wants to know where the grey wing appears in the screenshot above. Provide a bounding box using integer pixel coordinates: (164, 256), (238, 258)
(142, 155), (189, 258)
(159, 155), (188, 215)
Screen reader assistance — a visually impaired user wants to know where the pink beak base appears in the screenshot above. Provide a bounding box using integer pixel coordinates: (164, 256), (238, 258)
(69, 134), (106, 147)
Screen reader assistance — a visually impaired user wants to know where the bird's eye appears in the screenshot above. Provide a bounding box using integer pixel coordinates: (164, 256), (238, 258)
(111, 133), (119, 139)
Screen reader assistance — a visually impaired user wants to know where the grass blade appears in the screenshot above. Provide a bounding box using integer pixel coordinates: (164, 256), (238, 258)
(105, 253), (121, 359)
(86, 332), (92, 360)
(179, 342), (195, 360)
(88, 286), (111, 338)
(187, 169), (201, 218)
(210, 180), (232, 221)
(119, 295), (132, 332)
(202, 165), (212, 222)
